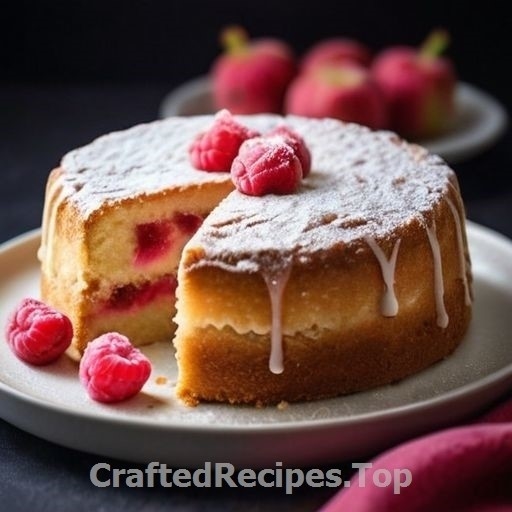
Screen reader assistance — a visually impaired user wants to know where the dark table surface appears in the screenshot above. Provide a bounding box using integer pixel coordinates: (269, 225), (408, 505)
(1, 82), (511, 511)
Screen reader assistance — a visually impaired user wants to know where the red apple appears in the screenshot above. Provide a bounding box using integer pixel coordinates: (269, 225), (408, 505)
(372, 30), (457, 139)
(284, 63), (388, 130)
(300, 38), (372, 73)
(211, 26), (296, 114)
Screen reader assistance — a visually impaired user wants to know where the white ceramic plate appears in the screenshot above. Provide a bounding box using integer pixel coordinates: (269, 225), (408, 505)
(159, 77), (508, 164)
(1, 223), (512, 468)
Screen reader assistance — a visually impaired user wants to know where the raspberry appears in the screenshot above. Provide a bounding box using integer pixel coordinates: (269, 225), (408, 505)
(189, 109), (260, 171)
(79, 333), (152, 403)
(231, 136), (303, 196)
(5, 298), (73, 365)
(267, 125), (312, 177)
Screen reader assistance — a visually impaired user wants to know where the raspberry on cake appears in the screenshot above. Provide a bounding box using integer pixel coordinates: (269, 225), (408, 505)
(230, 135), (303, 196)
(189, 109), (259, 171)
(39, 114), (472, 406)
(266, 125), (312, 177)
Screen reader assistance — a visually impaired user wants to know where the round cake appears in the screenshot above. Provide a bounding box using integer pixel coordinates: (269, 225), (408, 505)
(38, 114), (472, 405)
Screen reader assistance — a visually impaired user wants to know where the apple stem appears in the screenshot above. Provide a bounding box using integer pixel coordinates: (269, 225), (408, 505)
(220, 25), (249, 55)
(419, 29), (450, 59)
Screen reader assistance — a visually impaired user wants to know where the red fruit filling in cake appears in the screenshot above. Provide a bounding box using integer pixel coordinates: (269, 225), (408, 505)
(173, 212), (204, 235)
(134, 220), (174, 266)
(134, 213), (204, 266)
(104, 275), (178, 312)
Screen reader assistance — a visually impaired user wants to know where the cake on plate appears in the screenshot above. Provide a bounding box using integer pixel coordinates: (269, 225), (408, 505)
(38, 113), (472, 405)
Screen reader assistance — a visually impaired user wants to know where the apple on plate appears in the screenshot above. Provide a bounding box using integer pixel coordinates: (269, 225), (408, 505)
(211, 26), (296, 114)
(284, 63), (388, 130)
(372, 30), (457, 139)
(300, 37), (372, 72)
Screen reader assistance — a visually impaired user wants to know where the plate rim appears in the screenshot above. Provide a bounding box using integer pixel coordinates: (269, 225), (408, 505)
(1, 221), (512, 437)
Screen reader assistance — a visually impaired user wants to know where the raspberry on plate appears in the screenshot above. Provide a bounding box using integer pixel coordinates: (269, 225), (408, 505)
(189, 109), (260, 172)
(267, 125), (312, 177)
(5, 297), (73, 365)
(230, 136), (303, 196)
(79, 332), (152, 403)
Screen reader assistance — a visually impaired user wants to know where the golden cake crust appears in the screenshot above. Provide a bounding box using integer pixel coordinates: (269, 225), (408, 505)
(174, 194), (472, 405)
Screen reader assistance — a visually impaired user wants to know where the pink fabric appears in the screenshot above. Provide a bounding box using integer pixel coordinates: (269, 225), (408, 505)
(320, 397), (512, 511)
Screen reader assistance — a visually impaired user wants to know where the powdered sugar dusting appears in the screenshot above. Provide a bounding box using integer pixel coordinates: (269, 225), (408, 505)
(59, 116), (244, 217)
(186, 116), (454, 272)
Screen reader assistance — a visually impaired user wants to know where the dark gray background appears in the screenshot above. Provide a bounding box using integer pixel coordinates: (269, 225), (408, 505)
(1, 1), (511, 510)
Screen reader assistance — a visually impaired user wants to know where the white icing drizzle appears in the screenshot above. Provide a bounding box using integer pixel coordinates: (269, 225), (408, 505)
(425, 219), (449, 328)
(365, 237), (401, 317)
(262, 263), (292, 375)
(445, 197), (472, 306)
(446, 181), (472, 301)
